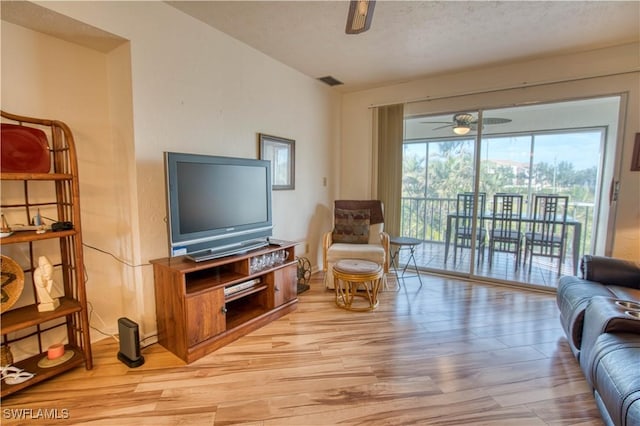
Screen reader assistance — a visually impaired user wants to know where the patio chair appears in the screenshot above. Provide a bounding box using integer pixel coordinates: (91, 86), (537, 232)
(488, 193), (523, 269)
(453, 192), (486, 266)
(523, 194), (569, 276)
(322, 200), (390, 289)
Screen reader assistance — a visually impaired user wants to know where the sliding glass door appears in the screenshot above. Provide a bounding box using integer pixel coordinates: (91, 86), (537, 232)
(475, 111), (605, 286)
(402, 111), (483, 276)
(401, 96), (621, 289)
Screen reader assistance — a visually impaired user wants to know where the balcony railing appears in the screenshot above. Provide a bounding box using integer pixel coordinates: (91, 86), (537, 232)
(400, 196), (593, 256)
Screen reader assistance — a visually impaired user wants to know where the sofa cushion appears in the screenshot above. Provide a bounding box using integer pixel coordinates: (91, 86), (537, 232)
(557, 276), (624, 356)
(556, 255), (640, 425)
(587, 333), (640, 426)
(579, 297), (640, 386)
(582, 255), (640, 288)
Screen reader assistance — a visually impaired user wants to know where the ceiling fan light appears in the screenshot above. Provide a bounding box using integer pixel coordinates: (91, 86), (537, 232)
(453, 126), (471, 135)
(346, 0), (376, 34)
(357, 0), (369, 15)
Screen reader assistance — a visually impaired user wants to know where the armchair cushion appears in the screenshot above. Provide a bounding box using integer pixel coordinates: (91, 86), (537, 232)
(332, 208), (370, 244)
(324, 240), (388, 289)
(335, 200), (384, 224)
(326, 242), (386, 265)
(368, 223), (384, 245)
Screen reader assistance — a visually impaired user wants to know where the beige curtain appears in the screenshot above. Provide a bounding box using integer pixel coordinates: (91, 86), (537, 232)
(374, 103), (404, 237)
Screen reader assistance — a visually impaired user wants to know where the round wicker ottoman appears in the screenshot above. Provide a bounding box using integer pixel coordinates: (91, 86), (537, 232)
(333, 259), (383, 311)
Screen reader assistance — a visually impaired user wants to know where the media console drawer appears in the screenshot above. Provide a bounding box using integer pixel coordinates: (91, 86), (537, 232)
(151, 243), (298, 363)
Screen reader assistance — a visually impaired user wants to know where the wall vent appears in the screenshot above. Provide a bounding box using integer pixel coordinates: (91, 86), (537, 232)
(317, 76), (343, 86)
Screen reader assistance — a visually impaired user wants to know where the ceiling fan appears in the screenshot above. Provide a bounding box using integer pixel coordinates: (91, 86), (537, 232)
(346, 0), (376, 34)
(421, 113), (512, 135)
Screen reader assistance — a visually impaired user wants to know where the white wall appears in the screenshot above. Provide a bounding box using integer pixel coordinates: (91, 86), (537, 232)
(2, 2), (339, 342)
(341, 43), (640, 261)
(1, 21), (129, 350)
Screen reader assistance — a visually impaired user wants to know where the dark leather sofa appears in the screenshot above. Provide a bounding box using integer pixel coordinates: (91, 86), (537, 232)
(557, 255), (640, 426)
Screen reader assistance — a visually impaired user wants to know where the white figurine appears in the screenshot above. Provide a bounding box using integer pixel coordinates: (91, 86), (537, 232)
(33, 256), (60, 312)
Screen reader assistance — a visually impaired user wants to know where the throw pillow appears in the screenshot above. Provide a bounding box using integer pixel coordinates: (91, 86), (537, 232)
(332, 208), (370, 244)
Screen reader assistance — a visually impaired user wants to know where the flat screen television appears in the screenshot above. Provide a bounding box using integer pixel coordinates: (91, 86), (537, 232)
(164, 152), (273, 262)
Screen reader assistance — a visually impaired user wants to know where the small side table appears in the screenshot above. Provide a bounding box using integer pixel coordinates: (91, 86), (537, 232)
(390, 237), (423, 288)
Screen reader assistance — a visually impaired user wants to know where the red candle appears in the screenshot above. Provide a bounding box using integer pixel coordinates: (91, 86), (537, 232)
(47, 343), (64, 360)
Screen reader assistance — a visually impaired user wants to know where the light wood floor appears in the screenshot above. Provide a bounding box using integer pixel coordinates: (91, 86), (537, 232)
(2, 273), (604, 425)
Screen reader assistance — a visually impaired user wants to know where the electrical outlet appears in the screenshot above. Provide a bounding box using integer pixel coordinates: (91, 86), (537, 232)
(323, 177), (327, 187)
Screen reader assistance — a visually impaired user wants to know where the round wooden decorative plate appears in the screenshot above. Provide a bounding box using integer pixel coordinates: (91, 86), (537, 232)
(1, 255), (25, 313)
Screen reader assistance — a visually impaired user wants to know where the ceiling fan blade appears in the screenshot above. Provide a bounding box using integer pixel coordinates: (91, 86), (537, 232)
(482, 117), (512, 125)
(420, 115), (510, 133)
(431, 124), (453, 131)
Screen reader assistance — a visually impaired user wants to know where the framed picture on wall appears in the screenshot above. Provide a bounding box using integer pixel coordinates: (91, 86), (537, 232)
(259, 133), (295, 190)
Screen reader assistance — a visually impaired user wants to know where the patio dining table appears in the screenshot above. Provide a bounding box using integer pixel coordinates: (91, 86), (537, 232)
(444, 213), (582, 275)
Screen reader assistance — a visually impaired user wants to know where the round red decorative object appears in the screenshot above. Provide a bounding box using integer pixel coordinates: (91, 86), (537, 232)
(1, 123), (50, 173)
(47, 343), (65, 360)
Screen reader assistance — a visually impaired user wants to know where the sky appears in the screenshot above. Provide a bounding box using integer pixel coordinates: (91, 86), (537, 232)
(483, 132), (601, 170)
(405, 130), (602, 171)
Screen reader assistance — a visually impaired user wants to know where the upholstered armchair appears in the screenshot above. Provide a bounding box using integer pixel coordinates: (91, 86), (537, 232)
(322, 200), (390, 289)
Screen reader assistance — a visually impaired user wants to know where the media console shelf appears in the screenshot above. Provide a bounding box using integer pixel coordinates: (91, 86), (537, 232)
(151, 242), (298, 363)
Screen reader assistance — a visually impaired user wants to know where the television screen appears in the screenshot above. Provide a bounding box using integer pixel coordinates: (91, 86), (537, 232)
(177, 162), (268, 233)
(165, 152), (272, 261)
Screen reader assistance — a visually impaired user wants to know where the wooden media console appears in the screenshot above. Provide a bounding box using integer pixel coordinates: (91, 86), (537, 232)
(151, 242), (298, 363)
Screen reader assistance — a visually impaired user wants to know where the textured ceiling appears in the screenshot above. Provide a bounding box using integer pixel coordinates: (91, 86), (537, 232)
(2, 1), (638, 93)
(168, 1), (640, 91)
